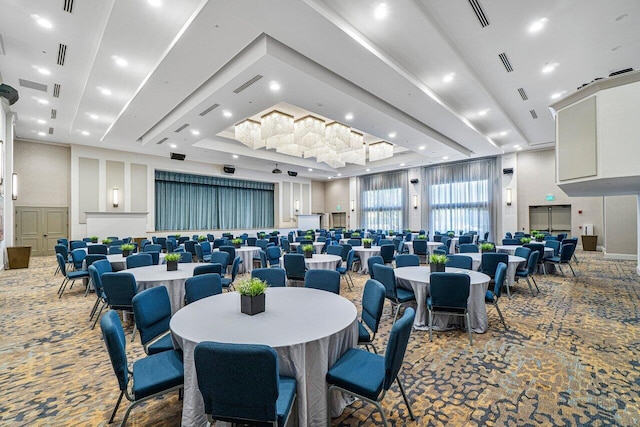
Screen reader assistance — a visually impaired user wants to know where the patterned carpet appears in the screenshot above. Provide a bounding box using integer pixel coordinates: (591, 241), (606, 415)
(1, 251), (639, 426)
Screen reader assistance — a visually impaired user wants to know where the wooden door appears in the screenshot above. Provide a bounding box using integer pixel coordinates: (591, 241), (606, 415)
(15, 207), (68, 256)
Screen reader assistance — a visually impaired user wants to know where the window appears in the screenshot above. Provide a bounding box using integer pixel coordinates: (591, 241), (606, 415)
(359, 171), (408, 231)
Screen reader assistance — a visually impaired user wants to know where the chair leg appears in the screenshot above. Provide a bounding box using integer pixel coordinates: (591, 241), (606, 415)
(525, 276), (536, 296)
(91, 303), (106, 330)
(557, 264), (565, 276)
(493, 301), (508, 330)
(504, 279), (511, 298)
(568, 262), (576, 276)
(573, 254), (579, 264)
(89, 298), (100, 319)
(465, 312), (473, 345)
(372, 401), (389, 427)
(58, 278), (69, 298)
(392, 304), (401, 324)
(396, 376), (415, 420)
(108, 390), (124, 423)
(531, 275), (540, 293)
(428, 308), (433, 342)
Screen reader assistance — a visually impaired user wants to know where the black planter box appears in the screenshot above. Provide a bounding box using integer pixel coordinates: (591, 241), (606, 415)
(122, 250), (131, 258)
(363, 242), (372, 249)
(304, 251), (313, 259)
(430, 263), (445, 273)
(166, 260), (178, 271)
(241, 293), (265, 315)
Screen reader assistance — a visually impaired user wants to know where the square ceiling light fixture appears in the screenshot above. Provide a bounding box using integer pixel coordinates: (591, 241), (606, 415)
(368, 141), (394, 162)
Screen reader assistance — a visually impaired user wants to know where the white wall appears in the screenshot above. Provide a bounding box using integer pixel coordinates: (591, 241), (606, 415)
(1, 104), (16, 269)
(14, 140), (70, 207)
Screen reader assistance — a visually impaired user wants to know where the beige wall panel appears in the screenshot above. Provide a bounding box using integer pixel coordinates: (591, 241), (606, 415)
(78, 157), (99, 223)
(311, 181), (325, 214)
(14, 140), (70, 207)
(106, 160), (125, 212)
(604, 195), (638, 255)
(324, 179), (350, 226)
(130, 163), (147, 212)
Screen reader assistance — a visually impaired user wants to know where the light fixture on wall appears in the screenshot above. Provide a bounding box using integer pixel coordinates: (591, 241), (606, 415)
(350, 200), (355, 211)
(11, 172), (18, 200)
(295, 199), (299, 212)
(112, 187), (119, 207)
(413, 194), (418, 209)
(506, 187), (512, 206)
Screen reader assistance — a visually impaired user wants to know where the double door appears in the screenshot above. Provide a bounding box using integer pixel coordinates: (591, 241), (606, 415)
(529, 205), (571, 234)
(15, 207), (68, 256)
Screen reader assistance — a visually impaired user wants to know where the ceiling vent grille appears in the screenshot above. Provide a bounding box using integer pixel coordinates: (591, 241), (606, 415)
(53, 83), (61, 98)
(50, 109), (57, 119)
(156, 137), (168, 145)
(468, 0), (490, 27)
(48, 127), (54, 134)
(0, 34), (6, 55)
(530, 109), (538, 119)
(199, 103), (220, 116)
(174, 123), (189, 133)
(498, 53), (513, 72)
(233, 75), (263, 94)
(57, 44), (67, 66)
(18, 78), (47, 92)
(63, 0), (74, 13)
(517, 88), (528, 100)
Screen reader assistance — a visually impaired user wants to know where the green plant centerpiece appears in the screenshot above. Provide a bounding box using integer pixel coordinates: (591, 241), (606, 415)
(237, 277), (268, 315)
(388, 230), (395, 236)
(102, 238), (113, 245)
(351, 232), (361, 238)
(121, 243), (135, 257)
(447, 231), (455, 238)
(417, 235), (427, 240)
(174, 234), (181, 239)
(534, 233), (545, 242)
(258, 232), (266, 239)
(164, 252), (181, 271)
(429, 254), (447, 273)
(302, 244), (314, 258)
(197, 235), (207, 242)
(232, 238), (243, 248)
(520, 237), (532, 244)
(305, 233), (313, 241)
(480, 242), (495, 253)
(271, 230), (279, 236)
(362, 238), (373, 248)
(90, 236), (99, 243)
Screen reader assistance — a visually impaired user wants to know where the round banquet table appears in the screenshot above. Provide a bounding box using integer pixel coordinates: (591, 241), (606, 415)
(103, 252), (166, 270)
(404, 241), (444, 255)
(289, 241), (325, 254)
(394, 266), (490, 333)
(170, 287), (358, 427)
(496, 244), (554, 258)
(280, 253), (342, 271)
(352, 246), (381, 273)
(117, 263), (198, 314)
(464, 253), (526, 288)
(229, 246), (262, 274)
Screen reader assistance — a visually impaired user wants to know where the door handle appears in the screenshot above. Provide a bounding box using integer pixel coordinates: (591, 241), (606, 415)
(43, 234), (47, 237)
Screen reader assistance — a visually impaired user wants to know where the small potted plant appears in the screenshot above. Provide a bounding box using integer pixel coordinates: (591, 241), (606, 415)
(197, 235), (207, 242)
(520, 237), (532, 244)
(90, 236), (99, 244)
(271, 230), (279, 236)
(102, 238), (113, 245)
(237, 277), (268, 316)
(174, 234), (181, 239)
(388, 230), (394, 236)
(362, 238), (373, 249)
(534, 233), (545, 242)
(417, 234), (427, 240)
(258, 232), (266, 239)
(232, 238), (243, 249)
(447, 231), (455, 238)
(121, 243), (135, 257)
(429, 254), (447, 273)
(164, 253), (181, 271)
(302, 244), (314, 258)
(351, 232), (361, 238)
(480, 242), (495, 253)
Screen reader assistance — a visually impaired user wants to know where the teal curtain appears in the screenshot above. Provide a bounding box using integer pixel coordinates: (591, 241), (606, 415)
(359, 171), (409, 230)
(155, 171), (274, 231)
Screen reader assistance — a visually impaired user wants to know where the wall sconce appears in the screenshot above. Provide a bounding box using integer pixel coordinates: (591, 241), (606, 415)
(506, 187), (512, 206)
(11, 173), (18, 200)
(112, 187), (119, 207)
(295, 199), (299, 212)
(413, 194), (418, 209)
(350, 200), (355, 211)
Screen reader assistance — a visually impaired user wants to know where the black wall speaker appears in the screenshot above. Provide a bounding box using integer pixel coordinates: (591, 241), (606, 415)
(223, 165), (235, 174)
(170, 152), (186, 161)
(410, 178), (419, 184)
(503, 168), (514, 175)
(0, 84), (19, 105)
(287, 171), (298, 177)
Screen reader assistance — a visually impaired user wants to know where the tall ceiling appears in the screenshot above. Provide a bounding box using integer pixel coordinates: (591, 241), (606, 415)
(1, 0), (638, 180)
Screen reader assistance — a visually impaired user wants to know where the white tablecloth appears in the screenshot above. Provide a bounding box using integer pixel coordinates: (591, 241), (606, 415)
(118, 263), (198, 314)
(496, 245), (554, 258)
(170, 287), (358, 426)
(352, 247), (381, 274)
(289, 241), (325, 254)
(234, 246), (262, 273)
(280, 254), (342, 271)
(404, 241), (442, 255)
(465, 253), (526, 288)
(394, 266), (490, 333)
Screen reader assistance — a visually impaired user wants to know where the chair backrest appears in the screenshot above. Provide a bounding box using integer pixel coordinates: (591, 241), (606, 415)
(246, 237), (258, 247)
(502, 238), (521, 245)
(505, 232), (513, 239)
(132, 286), (171, 346)
(126, 253), (153, 269)
(185, 274), (223, 304)
(194, 264), (220, 276)
(412, 239), (428, 255)
(346, 238), (361, 247)
(100, 310), (130, 391)
(395, 254), (420, 267)
(545, 240), (561, 256)
(445, 255), (473, 270)
(523, 243), (545, 264)
(378, 239), (393, 246)
(146, 251), (160, 265)
(383, 307), (416, 390)
(184, 241), (198, 256)
(194, 342), (281, 423)
(229, 256), (242, 282)
(433, 248), (447, 256)
(256, 239), (270, 251)
(210, 251), (230, 270)
(432, 234), (442, 242)
(304, 269), (340, 294)
(144, 244), (162, 253)
(55, 244), (69, 259)
(56, 253), (68, 276)
(213, 238), (227, 249)
(101, 273), (137, 309)
(165, 239), (176, 254)
(367, 256), (384, 279)
(140, 239), (151, 249)
(57, 238), (69, 247)
(544, 235), (558, 241)
(266, 246), (281, 265)
(440, 236), (451, 249)
(525, 250), (540, 274)
(405, 233), (413, 242)
(280, 239), (291, 253)
(283, 254), (306, 280)
(429, 273), (471, 310)
(459, 243), (479, 253)
(85, 254), (107, 268)
(339, 244), (352, 261)
(110, 240), (125, 247)
(199, 241), (211, 256)
(481, 252), (508, 277)
(326, 245), (342, 257)
(71, 248), (87, 269)
(361, 279), (386, 334)
(392, 237), (402, 251)
(372, 263), (397, 300)
(556, 233), (567, 242)
(88, 244), (108, 255)
(514, 246), (532, 260)
(492, 262), (507, 299)
(559, 243), (576, 262)
(380, 244), (395, 263)
(194, 243), (204, 262)
(179, 252), (193, 263)
(459, 235), (473, 244)
(70, 240), (87, 250)
(109, 245), (123, 254)
(437, 244), (450, 255)
(219, 245), (236, 262)
(88, 259), (113, 295)
(251, 268), (286, 287)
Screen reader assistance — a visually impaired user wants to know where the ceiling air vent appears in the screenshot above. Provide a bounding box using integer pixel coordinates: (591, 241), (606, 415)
(498, 53), (513, 72)
(51, 109), (57, 119)
(57, 44), (67, 66)
(174, 123), (189, 133)
(530, 110), (538, 119)
(199, 103), (220, 116)
(18, 78), (47, 92)
(156, 137), (169, 145)
(468, 0), (490, 27)
(609, 67), (633, 77)
(63, 0), (74, 13)
(517, 88), (528, 101)
(48, 127), (54, 134)
(53, 83), (61, 98)
(233, 75), (263, 94)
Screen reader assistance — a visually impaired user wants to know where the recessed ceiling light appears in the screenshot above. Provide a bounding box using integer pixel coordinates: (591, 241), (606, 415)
(328, 176), (332, 180)
(232, 154), (239, 159)
(88, 113), (99, 120)
(366, 168), (370, 172)
(223, 110), (232, 118)
(419, 146), (425, 150)
(374, 3), (388, 20)
(100, 87), (112, 96)
(542, 63), (558, 73)
(308, 168), (313, 172)
(30, 14), (53, 29)
(38, 131), (46, 136)
(148, 0), (162, 7)
(345, 113), (354, 121)
(36, 67), (51, 76)
(514, 144), (520, 148)
(443, 72), (455, 83)
(37, 98), (49, 105)
(443, 156), (449, 160)
(81, 131), (90, 136)
(111, 55), (128, 67)
(169, 143), (177, 149)
(528, 17), (549, 33)
(500, 131), (508, 136)
(551, 91), (566, 99)
(269, 81), (281, 91)
(478, 110), (488, 116)
(37, 119), (46, 124)
(400, 163), (405, 166)
(337, 173), (342, 177)
(388, 132), (396, 138)
(517, 147), (523, 151)
(191, 129), (200, 136)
